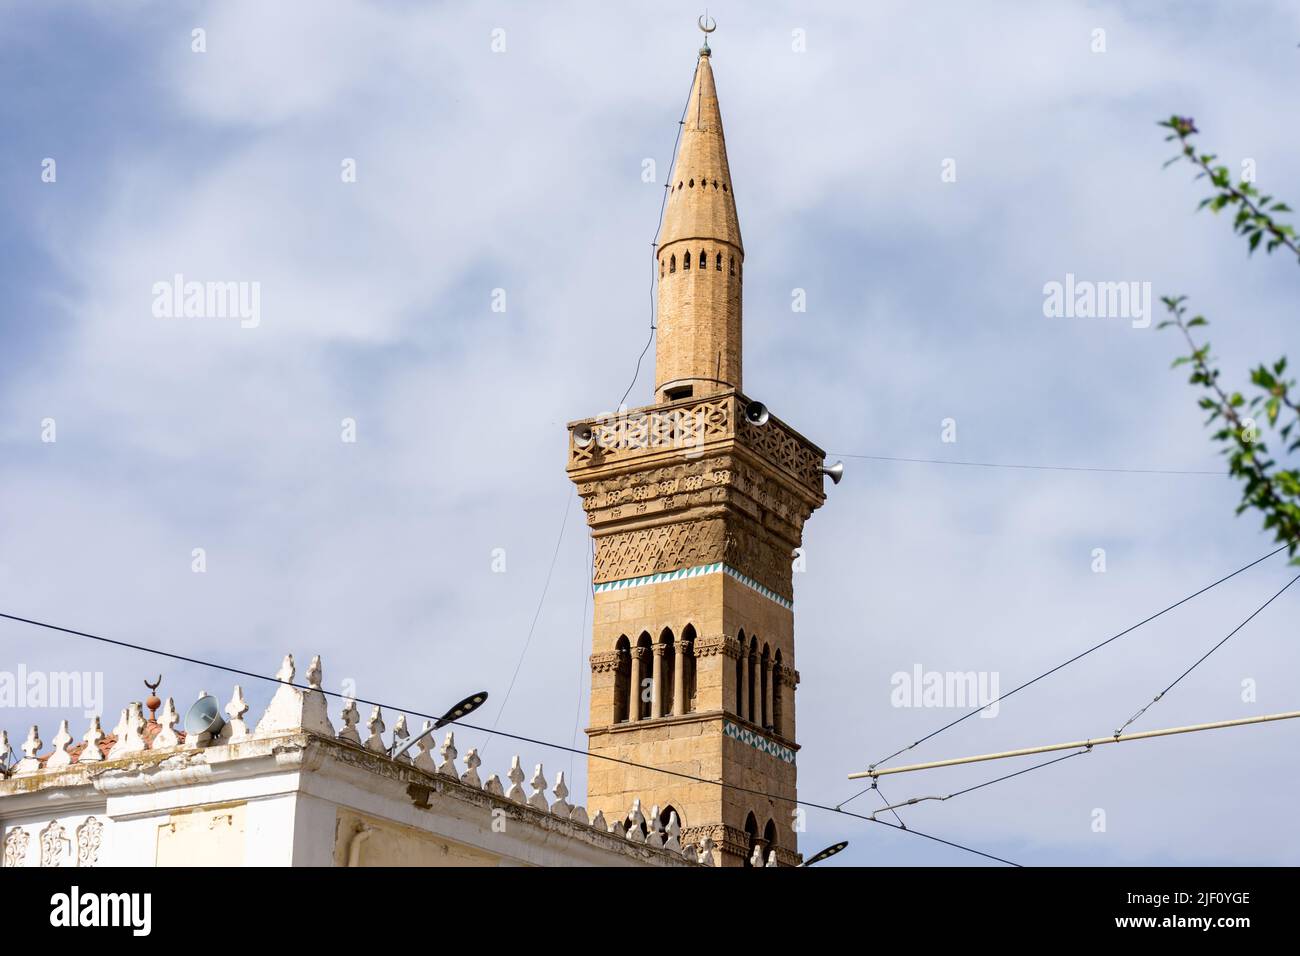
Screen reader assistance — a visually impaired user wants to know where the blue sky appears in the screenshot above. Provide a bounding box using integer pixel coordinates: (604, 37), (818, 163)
(1, 0), (1298, 865)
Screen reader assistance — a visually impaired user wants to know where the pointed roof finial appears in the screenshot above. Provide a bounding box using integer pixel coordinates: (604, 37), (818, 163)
(698, 11), (715, 56)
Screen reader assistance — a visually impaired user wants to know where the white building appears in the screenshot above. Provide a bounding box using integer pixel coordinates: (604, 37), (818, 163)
(0, 653), (716, 867)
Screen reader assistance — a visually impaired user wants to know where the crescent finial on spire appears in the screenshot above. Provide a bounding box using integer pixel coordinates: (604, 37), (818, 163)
(698, 11), (716, 55)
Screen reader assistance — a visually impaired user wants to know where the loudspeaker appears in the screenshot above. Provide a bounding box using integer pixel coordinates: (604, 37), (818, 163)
(572, 424), (594, 447)
(744, 401), (769, 426)
(183, 694), (225, 737)
(822, 460), (844, 484)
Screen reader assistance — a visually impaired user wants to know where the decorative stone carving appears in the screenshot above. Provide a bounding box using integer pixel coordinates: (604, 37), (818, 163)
(390, 715), (411, 763)
(590, 810), (607, 832)
(363, 707), (386, 753)
(646, 804), (665, 847)
(505, 756), (526, 803)
(593, 519), (719, 584)
(76, 817), (103, 867)
(550, 771), (571, 818)
(3, 827), (29, 867)
(589, 651), (622, 674)
(437, 732), (458, 778)
(693, 633), (735, 659)
(483, 773), (505, 797)
(337, 699), (362, 745)
(153, 699), (180, 749)
(412, 721), (437, 773)
(39, 821), (69, 867)
(697, 835), (716, 866)
(225, 686), (250, 741)
(624, 799), (646, 844)
(16, 725), (42, 773)
(305, 655), (323, 690)
(665, 811), (682, 851)
(255, 652), (334, 737)
(78, 717), (106, 763)
(460, 748), (482, 789)
(108, 703), (146, 759)
(527, 764), (549, 812)
(46, 721), (74, 769)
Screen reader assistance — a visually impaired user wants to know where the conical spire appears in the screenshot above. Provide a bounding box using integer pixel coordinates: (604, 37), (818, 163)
(654, 45), (745, 404)
(659, 49), (742, 253)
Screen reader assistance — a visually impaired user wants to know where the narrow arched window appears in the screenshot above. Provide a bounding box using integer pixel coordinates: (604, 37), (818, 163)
(764, 818), (778, 857)
(698, 248), (705, 269)
(633, 632), (653, 720)
(669, 254), (676, 274)
(658, 627), (675, 719)
(743, 812), (759, 868)
(681, 624), (697, 714)
(748, 637), (759, 723)
(613, 635), (631, 724)
(684, 250), (691, 270)
(735, 629), (747, 720)
(761, 644), (772, 729)
(729, 256), (735, 276)
(659, 258), (665, 279)
(715, 252), (722, 271)
(773, 649), (784, 736)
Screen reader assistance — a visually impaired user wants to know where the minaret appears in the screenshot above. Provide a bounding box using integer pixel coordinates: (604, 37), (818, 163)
(567, 30), (831, 867)
(654, 39), (744, 404)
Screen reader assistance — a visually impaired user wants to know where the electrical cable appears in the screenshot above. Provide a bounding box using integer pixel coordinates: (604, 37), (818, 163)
(0, 608), (1016, 866)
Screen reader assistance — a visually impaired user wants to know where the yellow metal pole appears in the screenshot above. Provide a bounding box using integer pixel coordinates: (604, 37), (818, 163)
(848, 709), (1300, 780)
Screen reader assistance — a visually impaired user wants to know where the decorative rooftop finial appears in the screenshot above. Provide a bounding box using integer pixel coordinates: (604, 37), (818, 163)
(144, 675), (162, 721)
(698, 11), (715, 55)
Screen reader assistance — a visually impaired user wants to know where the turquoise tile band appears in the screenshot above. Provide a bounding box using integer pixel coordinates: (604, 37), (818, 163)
(593, 562), (793, 609)
(724, 720), (796, 764)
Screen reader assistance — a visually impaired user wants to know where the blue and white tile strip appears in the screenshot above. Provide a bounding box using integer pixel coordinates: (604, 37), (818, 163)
(724, 721), (796, 764)
(593, 562), (793, 610)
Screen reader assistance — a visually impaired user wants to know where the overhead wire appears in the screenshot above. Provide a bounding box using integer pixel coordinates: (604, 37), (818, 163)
(837, 544), (1290, 809)
(0, 608), (1015, 866)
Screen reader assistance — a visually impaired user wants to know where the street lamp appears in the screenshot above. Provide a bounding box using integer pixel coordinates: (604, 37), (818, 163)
(391, 691), (488, 760)
(801, 841), (849, 866)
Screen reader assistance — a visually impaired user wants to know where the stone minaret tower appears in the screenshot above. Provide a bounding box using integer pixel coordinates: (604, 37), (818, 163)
(566, 36), (830, 867)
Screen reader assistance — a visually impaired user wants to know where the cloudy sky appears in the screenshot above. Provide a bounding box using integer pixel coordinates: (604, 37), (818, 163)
(2, 0), (1298, 866)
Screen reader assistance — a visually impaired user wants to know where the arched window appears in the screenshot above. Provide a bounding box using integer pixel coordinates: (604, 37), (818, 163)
(660, 804), (682, 829)
(670, 254), (676, 274)
(659, 258), (665, 279)
(633, 632), (653, 720)
(684, 250), (691, 270)
(764, 818), (778, 856)
(715, 252), (722, 271)
(729, 256), (735, 276)
(658, 627), (675, 719)
(680, 624), (697, 714)
(773, 649), (785, 737)
(613, 635), (631, 724)
(760, 644), (772, 730)
(734, 629), (747, 720)
(748, 636), (759, 723)
(698, 248), (705, 269)
(743, 812), (759, 868)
